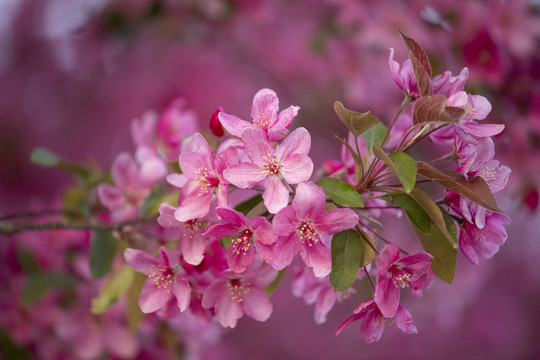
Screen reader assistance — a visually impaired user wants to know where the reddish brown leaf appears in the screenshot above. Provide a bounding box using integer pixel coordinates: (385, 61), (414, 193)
(412, 95), (465, 125)
(416, 161), (503, 213)
(399, 30), (432, 97)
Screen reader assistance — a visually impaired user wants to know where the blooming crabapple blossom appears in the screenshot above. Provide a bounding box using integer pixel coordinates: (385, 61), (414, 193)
(156, 98), (199, 161)
(373, 244), (432, 318)
(292, 266), (354, 324)
(447, 191), (510, 265)
(459, 211), (510, 266)
(97, 152), (151, 222)
(445, 91), (505, 141)
(388, 48), (418, 97)
(203, 207), (275, 273)
(124, 246), (191, 314)
(224, 127), (313, 214)
(202, 262), (277, 328)
(158, 202), (213, 266)
(272, 182), (359, 277)
(218, 88), (299, 141)
(336, 300), (417, 344)
(174, 133), (239, 222)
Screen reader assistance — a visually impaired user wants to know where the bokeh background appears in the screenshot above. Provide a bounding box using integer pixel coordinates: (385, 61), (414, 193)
(1, 0), (540, 359)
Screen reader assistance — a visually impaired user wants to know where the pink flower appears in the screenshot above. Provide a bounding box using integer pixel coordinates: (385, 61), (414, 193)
(175, 133), (239, 222)
(203, 207), (275, 273)
(388, 48), (418, 97)
(218, 88), (299, 141)
(373, 244), (432, 318)
(224, 127), (313, 214)
(97, 152), (151, 222)
(336, 300), (417, 343)
(201, 262), (277, 328)
(157, 98), (199, 161)
(272, 182), (359, 277)
(124, 246), (191, 314)
(158, 202), (213, 266)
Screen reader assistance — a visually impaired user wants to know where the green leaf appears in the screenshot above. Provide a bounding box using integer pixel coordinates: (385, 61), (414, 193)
(21, 272), (77, 304)
(263, 269), (286, 296)
(330, 229), (363, 291)
(316, 177), (364, 208)
(415, 223), (457, 283)
(391, 193), (431, 233)
(30, 147), (92, 180)
(373, 147), (417, 192)
(334, 101), (381, 137)
(357, 230), (378, 267)
(362, 121), (388, 153)
(407, 188), (454, 244)
(91, 265), (135, 314)
(89, 230), (118, 279)
(416, 161), (503, 213)
(62, 186), (89, 221)
(126, 271), (146, 332)
(234, 194), (264, 216)
(439, 205), (458, 245)
(0, 327), (32, 360)
(30, 147), (60, 166)
(16, 250), (40, 274)
(141, 190), (179, 217)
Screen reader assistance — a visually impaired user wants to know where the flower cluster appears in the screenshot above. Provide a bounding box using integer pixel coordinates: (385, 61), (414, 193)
(0, 33), (512, 358)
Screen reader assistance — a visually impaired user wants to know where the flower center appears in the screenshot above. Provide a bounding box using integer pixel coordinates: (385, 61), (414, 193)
(231, 229), (253, 256)
(149, 265), (174, 293)
(476, 165), (496, 188)
(298, 221), (319, 247)
(388, 267), (411, 288)
(228, 279), (250, 303)
(254, 112), (271, 131)
(260, 153), (282, 175)
(464, 102), (475, 119)
(374, 313), (394, 328)
(194, 167), (220, 195)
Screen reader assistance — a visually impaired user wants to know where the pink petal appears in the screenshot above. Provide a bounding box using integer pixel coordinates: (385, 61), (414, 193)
(179, 152), (211, 179)
(263, 175), (290, 214)
(251, 88), (279, 125)
(131, 111), (157, 147)
(216, 207), (247, 227)
(202, 280), (227, 309)
(172, 275), (191, 312)
(292, 182), (325, 220)
(166, 173), (187, 188)
(158, 202), (181, 228)
(459, 232), (479, 265)
(124, 248), (160, 275)
(242, 286), (273, 322)
(97, 184), (124, 209)
(394, 305), (417, 334)
(272, 205), (298, 236)
(223, 163), (266, 189)
(175, 188), (213, 222)
(469, 94), (491, 120)
(360, 309), (384, 343)
(254, 241), (274, 264)
(111, 152), (139, 189)
(242, 128), (275, 166)
(375, 244), (401, 272)
(218, 112), (252, 138)
(299, 240), (331, 278)
(139, 280), (172, 313)
(273, 105), (300, 132)
(314, 285), (337, 324)
(336, 312), (363, 336)
(271, 235), (300, 270)
(460, 122), (504, 138)
(226, 241), (255, 273)
(215, 147), (240, 176)
(314, 208), (359, 236)
(276, 127), (311, 160)
(190, 132), (215, 163)
(280, 155), (313, 184)
(216, 289), (243, 328)
(249, 216), (276, 245)
(180, 231), (206, 266)
(373, 274), (400, 318)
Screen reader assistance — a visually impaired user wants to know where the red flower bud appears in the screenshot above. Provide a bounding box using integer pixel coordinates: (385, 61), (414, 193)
(210, 107), (225, 137)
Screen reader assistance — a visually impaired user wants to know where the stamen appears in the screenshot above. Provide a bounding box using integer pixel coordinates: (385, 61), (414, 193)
(232, 229), (253, 255)
(260, 153), (282, 175)
(194, 167), (219, 196)
(254, 112), (270, 130)
(477, 165), (496, 188)
(149, 265), (174, 293)
(297, 221), (319, 247)
(227, 280), (251, 303)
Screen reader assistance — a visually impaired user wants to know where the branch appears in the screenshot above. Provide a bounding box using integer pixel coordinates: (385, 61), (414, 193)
(0, 216), (158, 235)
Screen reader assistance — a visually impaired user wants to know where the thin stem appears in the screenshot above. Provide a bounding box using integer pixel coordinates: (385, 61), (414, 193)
(0, 216), (158, 236)
(363, 267), (375, 293)
(380, 95), (413, 147)
(0, 209), (76, 221)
